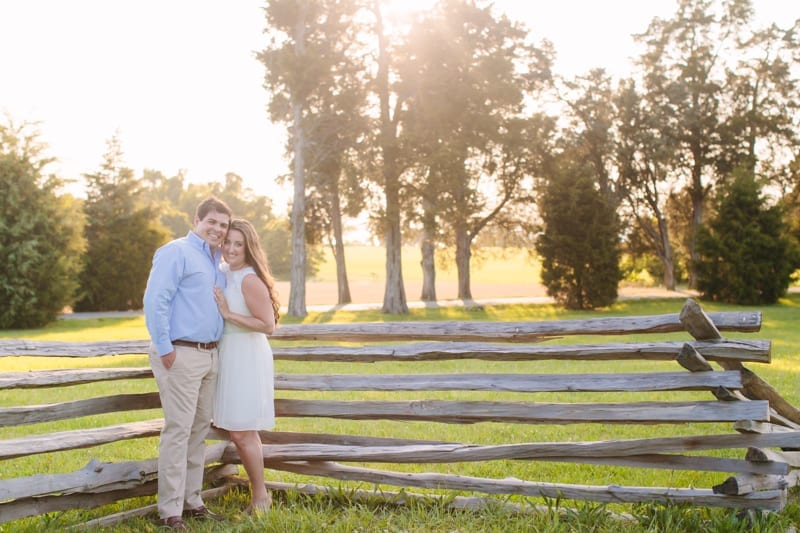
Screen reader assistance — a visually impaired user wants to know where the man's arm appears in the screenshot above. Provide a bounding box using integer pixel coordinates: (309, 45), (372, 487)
(143, 245), (182, 356)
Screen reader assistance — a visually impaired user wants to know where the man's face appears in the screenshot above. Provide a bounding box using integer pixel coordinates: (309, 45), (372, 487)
(193, 210), (230, 248)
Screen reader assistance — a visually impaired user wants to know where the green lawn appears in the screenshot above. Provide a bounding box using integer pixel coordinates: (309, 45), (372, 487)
(1, 296), (799, 531)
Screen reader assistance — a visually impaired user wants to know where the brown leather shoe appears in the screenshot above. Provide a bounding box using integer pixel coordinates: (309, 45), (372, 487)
(156, 516), (188, 530)
(183, 505), (225, 521)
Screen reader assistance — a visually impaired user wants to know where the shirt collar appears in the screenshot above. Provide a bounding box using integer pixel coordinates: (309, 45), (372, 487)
(187, 230), (217, 257)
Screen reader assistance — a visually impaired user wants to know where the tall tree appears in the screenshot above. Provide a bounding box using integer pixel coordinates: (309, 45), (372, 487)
(635, 0), (752, 288)
(372, 0), (409, 313)
(260, 0), (361, 316)
(536, 151), (621, 310)
(615, 78), (679, 290)
(695, 169), (800, 304)
(720, 20), (800, 183)
(398, 0), (552, 300)
(299, 2), (368, 306)
(76, 134), (169, 311)
(0, 120), (85, 327)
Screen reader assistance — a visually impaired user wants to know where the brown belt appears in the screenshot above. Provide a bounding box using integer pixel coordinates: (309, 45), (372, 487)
(172, 340), (218, 350)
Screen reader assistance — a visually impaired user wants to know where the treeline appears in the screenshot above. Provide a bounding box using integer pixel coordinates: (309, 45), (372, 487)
(0, 126), (297, 328)
(2, 0), (800, 327)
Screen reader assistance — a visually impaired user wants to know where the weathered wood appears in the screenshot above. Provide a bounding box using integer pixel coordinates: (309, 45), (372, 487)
(746, 447), (800, 467)
(735, 420), (798, 434)
(680, 300), (800, 427)
(0, 478), (157, 524)
(0, 419), (163, 460)
(208, 428), (454, 446)
(0, 472), (231, 525)
(221, 432), (800, 463)
(740, 367), (800, 426)
(712, 473), (787, 495)
(0, 368), (743, 394)
(261, 460), (784, 510)
(0, 393), (160, 427)
(272, 339), (770, 363)
(270, 310), (761, 342)
(676, 343), (714, 372)
(0, 310), (762, 358)
(275, 398), (770, 424)
(679, 299), (725, 341)
(0, 443), (227, 502)
(0, 457), (157, 501)
(70, 485), (233, 530)
(0, 340), (149, 357)
(0, 367), (152, 389)
(0, 338), (771, 363)
(274, 371), (743, 393)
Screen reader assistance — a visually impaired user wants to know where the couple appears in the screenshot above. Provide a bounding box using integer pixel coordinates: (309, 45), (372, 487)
(143, 196), (278, 530)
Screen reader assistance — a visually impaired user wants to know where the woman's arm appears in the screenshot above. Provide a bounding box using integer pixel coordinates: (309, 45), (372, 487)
(214, 274), (276, 334)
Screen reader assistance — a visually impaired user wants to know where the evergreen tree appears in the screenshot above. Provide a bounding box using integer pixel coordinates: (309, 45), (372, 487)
(0, 121), (85, 328)
(536, 155), (621, 310)
(75, 134), (169, 311)
(695, 170), (800, 304)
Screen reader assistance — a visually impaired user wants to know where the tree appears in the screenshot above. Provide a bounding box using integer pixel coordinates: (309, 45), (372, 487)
(694, 170), (800, 304)
(259, 0), (362, 316)
(635, 0), (753, 288)
(536, 153), (621, 310)
(75, 134), (169, 311)
(372, 0), (409, 313)
(397, 0), (552, 300)
(615, 78), (679, 290)
(0, 120), (85, 328)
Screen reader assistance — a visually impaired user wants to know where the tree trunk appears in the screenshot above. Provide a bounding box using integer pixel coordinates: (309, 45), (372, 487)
(330, 189), (351, 305)
(374, 0), (407, 314)
(657, 216), (676, 291)
(420, 195), (436, 302)
(455, 225), (472, 300)
(287, 9), (309, 318)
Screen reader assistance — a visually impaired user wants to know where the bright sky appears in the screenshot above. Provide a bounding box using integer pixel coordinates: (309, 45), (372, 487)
(0, 1), (792, 210)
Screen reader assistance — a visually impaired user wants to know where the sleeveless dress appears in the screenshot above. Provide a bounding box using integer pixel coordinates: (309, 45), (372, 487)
(213, 265), (275, 431)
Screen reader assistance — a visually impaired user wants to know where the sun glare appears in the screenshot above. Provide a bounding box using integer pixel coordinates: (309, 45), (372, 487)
(383, 0), (436, 21)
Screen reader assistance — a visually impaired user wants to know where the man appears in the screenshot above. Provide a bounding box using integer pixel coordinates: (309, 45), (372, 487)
(143, 196), (232, 530)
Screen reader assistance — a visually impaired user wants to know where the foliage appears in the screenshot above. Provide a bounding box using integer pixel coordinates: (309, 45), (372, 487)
(397, 0), (552, 300)
(74, 134), (170, 311)
(0, 120), (85, 328)
(139, 170), (302, 281)
(694, 170), (800, 304)
(536, 155), (621, 309)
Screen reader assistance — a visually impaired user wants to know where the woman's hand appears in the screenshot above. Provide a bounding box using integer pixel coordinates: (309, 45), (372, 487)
(214, 286), (230, 319)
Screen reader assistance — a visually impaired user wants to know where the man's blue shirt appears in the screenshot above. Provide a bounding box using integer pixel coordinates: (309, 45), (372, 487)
(143, 231), (226, 356)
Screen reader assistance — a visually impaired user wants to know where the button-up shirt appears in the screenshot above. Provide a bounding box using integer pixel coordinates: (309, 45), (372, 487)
(143, 231), (226, 356)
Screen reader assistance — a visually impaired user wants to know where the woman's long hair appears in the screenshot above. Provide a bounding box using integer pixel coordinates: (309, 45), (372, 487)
(228, 218), (280, 324)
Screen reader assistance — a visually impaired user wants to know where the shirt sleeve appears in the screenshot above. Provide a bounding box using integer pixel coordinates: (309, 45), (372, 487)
(143, 244), (183, 356)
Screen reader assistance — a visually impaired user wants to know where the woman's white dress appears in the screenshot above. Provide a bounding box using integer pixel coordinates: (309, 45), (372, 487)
(213, 265), (275, 431)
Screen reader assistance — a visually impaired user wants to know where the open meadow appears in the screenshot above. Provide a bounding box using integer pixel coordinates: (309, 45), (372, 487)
(2, 288), (800, 531)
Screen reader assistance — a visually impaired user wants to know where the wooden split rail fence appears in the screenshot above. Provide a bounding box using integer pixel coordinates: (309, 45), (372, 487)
(1, 299), (799, 527)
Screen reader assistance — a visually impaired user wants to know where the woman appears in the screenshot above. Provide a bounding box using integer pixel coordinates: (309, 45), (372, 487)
(213, 218), (280, 514)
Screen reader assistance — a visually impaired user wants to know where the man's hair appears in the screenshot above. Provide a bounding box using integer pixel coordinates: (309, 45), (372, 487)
(196, 196), (232, 220)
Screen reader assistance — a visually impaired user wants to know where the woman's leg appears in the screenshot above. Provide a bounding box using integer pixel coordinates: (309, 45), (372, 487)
(229, 430), (271, 509)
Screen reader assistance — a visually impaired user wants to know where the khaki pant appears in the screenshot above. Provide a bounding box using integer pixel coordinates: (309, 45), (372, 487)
(149, 344), (218, 518)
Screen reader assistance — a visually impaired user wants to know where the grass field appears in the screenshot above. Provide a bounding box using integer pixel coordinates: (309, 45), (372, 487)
(1, 292), (800, 530)
(290, 246), (548, 305)
(0, 295), (800, 532)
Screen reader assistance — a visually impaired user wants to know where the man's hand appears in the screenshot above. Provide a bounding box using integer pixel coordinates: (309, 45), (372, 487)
(161, 350), (177, 369)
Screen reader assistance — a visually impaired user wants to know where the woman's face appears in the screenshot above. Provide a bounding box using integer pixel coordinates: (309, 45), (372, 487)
(222, 229), (247, 270)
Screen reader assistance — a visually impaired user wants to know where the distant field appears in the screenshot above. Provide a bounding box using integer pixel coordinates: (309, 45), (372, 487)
(311, 245), (539, 283)
(276, 246), (545, 305)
